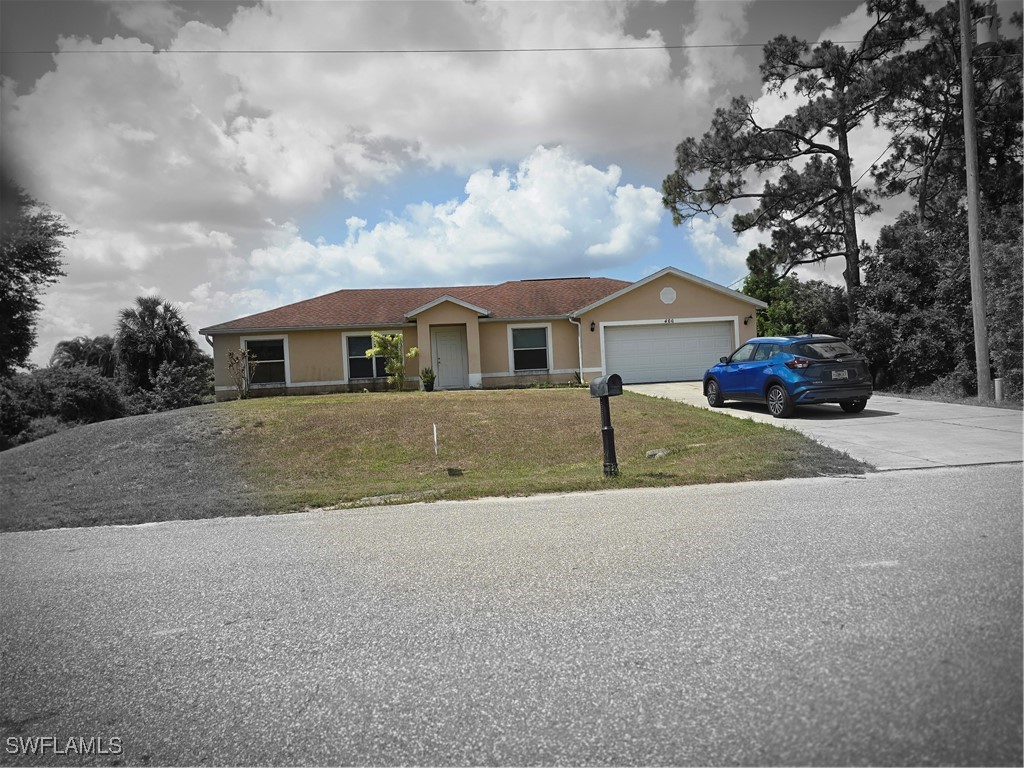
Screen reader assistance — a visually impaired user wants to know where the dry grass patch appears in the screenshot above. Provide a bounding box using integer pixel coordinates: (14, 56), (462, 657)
(224, 388), (867, 512)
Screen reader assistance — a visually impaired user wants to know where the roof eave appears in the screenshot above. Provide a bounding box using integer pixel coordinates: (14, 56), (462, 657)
(479, 314), (569, 323)
(200, 322), (416, 335)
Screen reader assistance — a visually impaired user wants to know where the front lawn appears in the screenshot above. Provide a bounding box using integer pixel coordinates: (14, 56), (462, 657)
(225, 388), (867, 511)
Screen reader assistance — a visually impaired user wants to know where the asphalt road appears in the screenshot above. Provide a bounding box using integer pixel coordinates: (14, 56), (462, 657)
(2, 465), (1021, 766)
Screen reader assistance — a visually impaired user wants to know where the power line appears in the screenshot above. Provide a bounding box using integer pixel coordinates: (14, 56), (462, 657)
(853, 126), (912, 187)
(728, 274), (749, 289)
(8, 40), (866, 55)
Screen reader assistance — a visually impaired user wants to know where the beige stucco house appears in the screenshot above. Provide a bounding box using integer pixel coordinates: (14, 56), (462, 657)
(199, 266), (767, 400)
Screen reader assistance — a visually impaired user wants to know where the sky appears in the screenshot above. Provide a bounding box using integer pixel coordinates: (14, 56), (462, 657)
(0, 0), (985, 365)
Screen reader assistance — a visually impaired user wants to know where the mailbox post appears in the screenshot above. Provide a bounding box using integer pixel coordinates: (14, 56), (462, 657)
(589, 374), (623, 477)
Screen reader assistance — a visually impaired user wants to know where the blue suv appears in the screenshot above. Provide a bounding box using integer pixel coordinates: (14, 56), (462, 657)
(703, 335), (872, 418)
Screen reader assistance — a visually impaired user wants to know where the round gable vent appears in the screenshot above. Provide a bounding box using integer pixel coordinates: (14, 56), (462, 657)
(660, 287), (677, 305)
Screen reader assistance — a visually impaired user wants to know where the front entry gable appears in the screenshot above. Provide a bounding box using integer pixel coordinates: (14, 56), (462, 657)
(405, 294), (490, 320)
(410, 299), (485, 390)
(571, 266), (767, 319)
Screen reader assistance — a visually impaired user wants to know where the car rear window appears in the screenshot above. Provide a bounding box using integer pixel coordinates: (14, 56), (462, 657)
(791, 340), (856, 359)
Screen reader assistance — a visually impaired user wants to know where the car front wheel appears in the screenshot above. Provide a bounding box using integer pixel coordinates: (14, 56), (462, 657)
(767, 384), (794, 418)
(840, 399), (867, 414)
(706, 379), (724, 407)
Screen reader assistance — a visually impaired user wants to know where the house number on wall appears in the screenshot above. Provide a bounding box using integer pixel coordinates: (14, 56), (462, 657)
(664, 318), (675, 324)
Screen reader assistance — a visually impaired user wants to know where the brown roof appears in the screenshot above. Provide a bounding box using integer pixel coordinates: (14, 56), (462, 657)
(199, 277), (631, 334)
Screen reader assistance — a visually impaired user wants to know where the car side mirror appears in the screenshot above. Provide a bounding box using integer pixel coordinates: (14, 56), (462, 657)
(719, 356), (729, 364)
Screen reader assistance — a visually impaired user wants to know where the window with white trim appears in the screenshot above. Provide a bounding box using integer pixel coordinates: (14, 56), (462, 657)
(511, 327), (549, 371)
(245, 339), (286, 385)
(347, 335), (388, 379)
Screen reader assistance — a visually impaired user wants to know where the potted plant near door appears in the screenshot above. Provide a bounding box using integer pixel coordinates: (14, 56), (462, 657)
(420, 367), (436, 392)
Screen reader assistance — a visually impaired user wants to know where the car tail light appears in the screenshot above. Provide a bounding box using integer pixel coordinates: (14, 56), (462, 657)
(786, 357), (814, 370)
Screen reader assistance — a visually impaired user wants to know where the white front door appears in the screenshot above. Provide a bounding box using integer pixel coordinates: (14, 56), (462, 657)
(432, 327), (469, 390)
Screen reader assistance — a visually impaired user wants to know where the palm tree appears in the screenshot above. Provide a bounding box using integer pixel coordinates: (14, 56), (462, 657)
(50, 334), (116, 377)
(50, 336), (92, 368)
(114, 296), (198, 391)
(89, 335), (117, 377)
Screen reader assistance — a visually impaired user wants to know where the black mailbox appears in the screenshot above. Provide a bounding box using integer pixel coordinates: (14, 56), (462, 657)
(590, 373), (622, 476)
(590, 373), (623, 398)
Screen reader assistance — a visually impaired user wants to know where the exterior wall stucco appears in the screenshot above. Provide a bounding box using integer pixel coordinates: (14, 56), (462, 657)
(578, 273), (757, 371)
(288, 330), (344, 383)
(211, 333), (242, 390)
(551, 320), (582, 372)
(478, 319), (583, 378)
(211, 326), (418, 400)
(478, 322), (509, 374)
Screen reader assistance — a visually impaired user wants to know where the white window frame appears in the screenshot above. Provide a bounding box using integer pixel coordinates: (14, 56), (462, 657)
(342, 331), (393, 383)
(240, 335), (290, 388)
(507, 323), (553, 373)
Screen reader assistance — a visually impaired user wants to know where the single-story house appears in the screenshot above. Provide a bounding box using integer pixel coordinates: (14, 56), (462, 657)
(199, 266), (767, 400)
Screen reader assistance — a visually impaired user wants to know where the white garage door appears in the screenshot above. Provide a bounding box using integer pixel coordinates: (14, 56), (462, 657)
(605, 321), (735, 384)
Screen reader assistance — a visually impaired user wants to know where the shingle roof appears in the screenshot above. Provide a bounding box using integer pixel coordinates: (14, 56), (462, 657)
(470, 277), (631, 318)
(199, 277), (631, 334)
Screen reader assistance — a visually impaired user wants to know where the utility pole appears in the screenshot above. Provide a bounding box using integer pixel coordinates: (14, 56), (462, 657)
(958, 0), (993, 402)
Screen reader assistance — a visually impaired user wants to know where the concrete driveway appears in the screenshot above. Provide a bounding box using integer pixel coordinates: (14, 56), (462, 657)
(626, 382), (1023, 471)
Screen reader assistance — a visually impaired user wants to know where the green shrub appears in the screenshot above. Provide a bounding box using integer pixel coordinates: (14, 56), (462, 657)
(38, 367), (125, 424)
(0, 366), (124, 450)
(0, 373), (49, 446)
(146, 361), (208, 412)
(365, 331), (418, 391)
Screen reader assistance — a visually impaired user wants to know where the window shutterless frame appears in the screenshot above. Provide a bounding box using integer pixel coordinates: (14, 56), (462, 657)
(343, 332), (392, 381)
(241, 336), (289, 386)
(508, 324), (551, 372)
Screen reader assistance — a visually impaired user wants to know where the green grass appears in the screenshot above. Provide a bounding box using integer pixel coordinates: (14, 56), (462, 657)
(222, 388), (867, 511)
(1, 388), (868, 532)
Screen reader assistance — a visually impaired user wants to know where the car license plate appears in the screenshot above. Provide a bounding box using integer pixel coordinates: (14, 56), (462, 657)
(831, 370), (849, 380)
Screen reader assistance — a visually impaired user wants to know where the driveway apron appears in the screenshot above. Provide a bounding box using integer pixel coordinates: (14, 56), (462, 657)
(626, 382), (1023, 471)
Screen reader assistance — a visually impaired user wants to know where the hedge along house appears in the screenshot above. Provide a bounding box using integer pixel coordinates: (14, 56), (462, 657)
(199, 266), (767, 400)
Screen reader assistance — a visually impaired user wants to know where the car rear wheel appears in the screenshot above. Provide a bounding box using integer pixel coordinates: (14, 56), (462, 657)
(706, 379), (724, 407)
(767, 384), (794, 418)
(840, 399), (867, 414)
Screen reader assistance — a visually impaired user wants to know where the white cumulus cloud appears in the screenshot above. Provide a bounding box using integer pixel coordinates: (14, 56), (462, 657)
(106, 1), (186, 46)
(248, 146), (665, 289)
